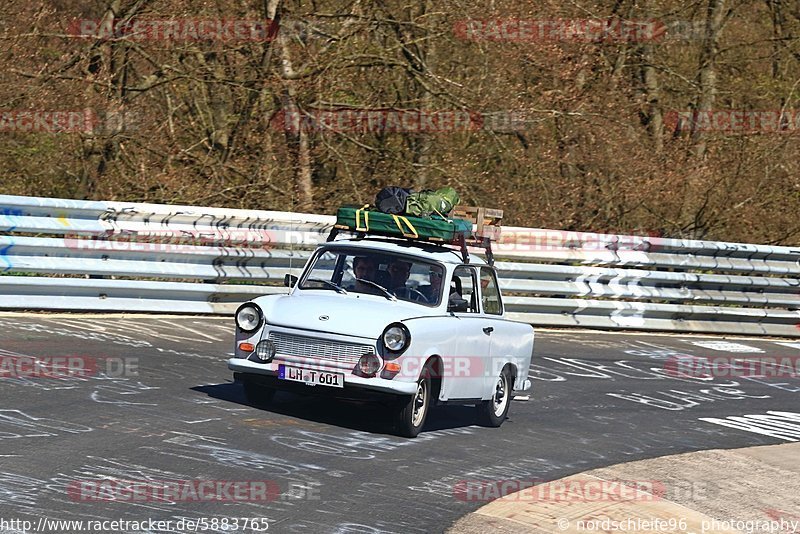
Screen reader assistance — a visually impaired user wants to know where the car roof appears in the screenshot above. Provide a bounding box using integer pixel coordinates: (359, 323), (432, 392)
(323, 237), (488, 265)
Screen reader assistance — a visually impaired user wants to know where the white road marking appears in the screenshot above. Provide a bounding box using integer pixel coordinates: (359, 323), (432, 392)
(182, 418), (221, 424)
(157, 319), (223, 341)
(690, 341), (764, 353)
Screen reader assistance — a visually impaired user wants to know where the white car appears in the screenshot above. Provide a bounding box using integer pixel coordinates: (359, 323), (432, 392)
(228, 236), (534, 437)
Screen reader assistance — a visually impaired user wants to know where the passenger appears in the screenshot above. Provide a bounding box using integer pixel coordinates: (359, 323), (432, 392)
(421, 266), (458, 303)
(387, 259), (412, 293)
(420, 267), (444, 302)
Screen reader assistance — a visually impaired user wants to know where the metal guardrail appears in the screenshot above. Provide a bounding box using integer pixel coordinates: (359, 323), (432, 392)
(1, 194), (798, 336)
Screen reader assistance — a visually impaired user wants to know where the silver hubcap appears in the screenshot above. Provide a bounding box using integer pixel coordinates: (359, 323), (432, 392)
(411, 380), (427, 427)
(492, 374), (508, 417)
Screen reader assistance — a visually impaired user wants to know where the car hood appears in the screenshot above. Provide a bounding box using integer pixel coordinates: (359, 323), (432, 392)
(252, 291), (435, 339)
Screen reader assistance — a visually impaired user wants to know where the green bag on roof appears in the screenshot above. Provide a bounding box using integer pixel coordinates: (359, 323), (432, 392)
(405, 187), (460, 217)
(335, 206), (472, 243)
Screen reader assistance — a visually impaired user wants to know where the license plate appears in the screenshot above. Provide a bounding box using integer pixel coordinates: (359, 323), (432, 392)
(278, 365), (344, 388)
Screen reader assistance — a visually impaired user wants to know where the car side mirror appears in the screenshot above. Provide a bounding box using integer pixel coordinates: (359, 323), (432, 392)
(448, 297), (469, 313)
(284, 274), (298, 287)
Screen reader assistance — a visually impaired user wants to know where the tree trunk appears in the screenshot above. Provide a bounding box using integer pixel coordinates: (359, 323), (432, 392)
(78, 0), (124, 200)
(692, 0), (727, 160)
(272, 2), (313, 211)
(639, 43), (663, 153)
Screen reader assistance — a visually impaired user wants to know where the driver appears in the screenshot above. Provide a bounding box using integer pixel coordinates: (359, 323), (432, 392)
(352, 256), (379, 294)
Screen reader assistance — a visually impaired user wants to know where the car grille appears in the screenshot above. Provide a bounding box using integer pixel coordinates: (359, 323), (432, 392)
(267, 332), (374, 366)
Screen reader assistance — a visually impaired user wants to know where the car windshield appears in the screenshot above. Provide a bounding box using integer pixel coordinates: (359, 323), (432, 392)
(299, 248), (445, 306)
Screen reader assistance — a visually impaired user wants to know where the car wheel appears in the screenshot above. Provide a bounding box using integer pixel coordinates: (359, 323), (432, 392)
(242, 379), (275, 406)
(395, 365), (432, 438)
(476, 367), (512, 427)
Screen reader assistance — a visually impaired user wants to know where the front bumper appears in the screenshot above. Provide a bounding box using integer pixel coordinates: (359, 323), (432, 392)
(227, 357), (418, 396)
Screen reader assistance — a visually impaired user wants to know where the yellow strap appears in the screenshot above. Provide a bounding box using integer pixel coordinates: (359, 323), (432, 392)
(355, 205), (370, 231)
(392, 215), (419, 238)
(432, 207), (450, 221)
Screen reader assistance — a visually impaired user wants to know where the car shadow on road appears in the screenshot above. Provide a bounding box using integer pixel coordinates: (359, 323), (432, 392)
(192, 382), (482, 436)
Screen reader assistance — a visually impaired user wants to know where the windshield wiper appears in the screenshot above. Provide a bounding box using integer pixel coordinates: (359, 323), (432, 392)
(355, 278), (397, 301)
(306, 278), (348, 294)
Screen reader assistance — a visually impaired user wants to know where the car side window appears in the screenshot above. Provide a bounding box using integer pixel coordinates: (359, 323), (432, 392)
(480, 267), (503, 315)
(452, 266), (478, 313)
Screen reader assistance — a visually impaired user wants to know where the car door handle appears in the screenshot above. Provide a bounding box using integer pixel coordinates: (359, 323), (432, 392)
(483, 326), (494, 335)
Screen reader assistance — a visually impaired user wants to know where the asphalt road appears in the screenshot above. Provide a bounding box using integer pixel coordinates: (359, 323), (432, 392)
(0, 314), (798, 533)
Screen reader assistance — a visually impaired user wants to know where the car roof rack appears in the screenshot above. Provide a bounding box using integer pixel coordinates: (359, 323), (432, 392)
(450, 206), (503, 266)
(326, 205), (502, 266)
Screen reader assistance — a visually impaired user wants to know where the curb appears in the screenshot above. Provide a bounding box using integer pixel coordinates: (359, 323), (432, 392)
(449, 443), (800, 533)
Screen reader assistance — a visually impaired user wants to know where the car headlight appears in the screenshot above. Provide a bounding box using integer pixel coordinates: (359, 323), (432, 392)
(382, 323), (410, 353)
(357, 352), (381, 377)
(236, 303), (263, 332)
(255, 340), (276, 362)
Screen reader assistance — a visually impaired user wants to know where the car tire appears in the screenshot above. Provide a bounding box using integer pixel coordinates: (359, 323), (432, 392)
(242, 379), (275, 406)
(476, 366), (512, 427)
(394, 364), (433, 438)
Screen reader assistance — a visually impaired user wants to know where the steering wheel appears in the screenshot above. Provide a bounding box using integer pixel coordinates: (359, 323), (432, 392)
(394, 287), (429, 303)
